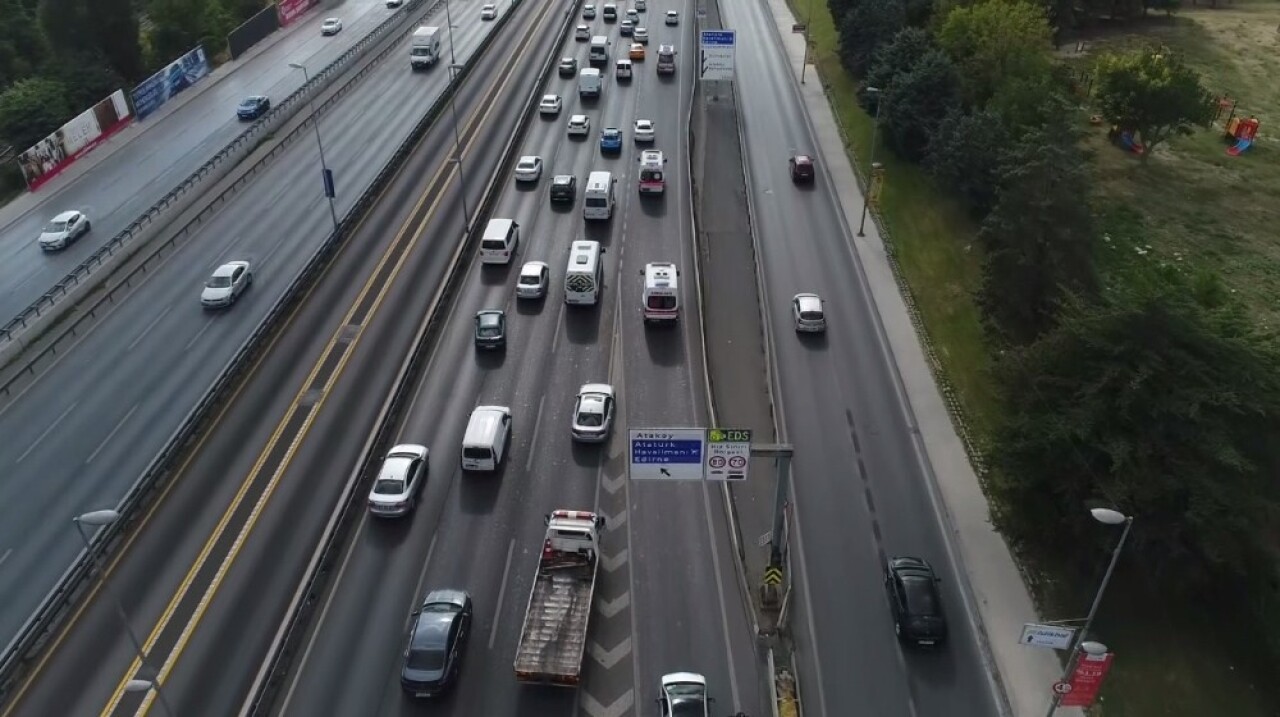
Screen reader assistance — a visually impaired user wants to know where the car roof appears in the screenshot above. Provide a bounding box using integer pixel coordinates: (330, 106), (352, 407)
(571, 114), (588, 122)
(378, 453), (416, 483)
(423, 588), (469, 608)
(552, 174), (574, 184)
(387, 444), (427, 459)
(213, 261), (247, 276)
(522, 260), (549, 273)
(324, 17), (340, 22)
(542, 94), (558, 100)
(477, 310), (504, 322)
(410, 610), (454, 650)
(518, 155), (539, 162)
(603, 127), (620, 135)
(889, 556), (935, 576)
(579, 383), (614, 398)
(794, 154), (813, 164)
(51, 210), (79, 222)
(636, 119), (652, 126)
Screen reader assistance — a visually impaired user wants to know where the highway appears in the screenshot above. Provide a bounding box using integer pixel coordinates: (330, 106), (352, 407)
(720, 0), (1002, 714)
(275, 0), (763, 715)
(0, 1), (502, 659)
(0, 0), (403, 322)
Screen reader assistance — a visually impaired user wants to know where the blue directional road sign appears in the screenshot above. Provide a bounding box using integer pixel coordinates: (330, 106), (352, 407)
(629, 428), (705, 480)
(699, 30), (736, 82)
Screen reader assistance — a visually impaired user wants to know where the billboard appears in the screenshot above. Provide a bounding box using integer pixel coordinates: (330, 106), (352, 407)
(278, 0), (319, 26)
(130, 45), (211, 121)
(230, 5), (281, 60)
(18, 90), (133, 192)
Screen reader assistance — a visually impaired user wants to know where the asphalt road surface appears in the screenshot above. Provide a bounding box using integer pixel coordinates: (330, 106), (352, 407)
(720, 0), (1003, 714)
(0, 0), (412, 323)
(276, 1), (763, 716)
(0, 4), (500, 661)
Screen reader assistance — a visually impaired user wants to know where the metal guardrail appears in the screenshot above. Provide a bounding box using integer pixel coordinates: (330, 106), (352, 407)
(0, 0), (446, 396)
(0, 0), (459, 703)
(0, 0), (434, 351)
(239, 0), (583, 712)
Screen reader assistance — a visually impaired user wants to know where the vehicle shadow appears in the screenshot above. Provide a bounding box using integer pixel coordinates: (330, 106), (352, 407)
(563, 305), (601, 345)
(458, 467), (503, 515)
(796, 331), (829, 350)
(514, 297), (545, 316)
(638, 193), (667, 218)
(570, 439), (606, 469)
(480, 261), (515, 286)
(365, 512), (417, 549)
(644, 325), (684, 367)
(473, 346), (506, 369)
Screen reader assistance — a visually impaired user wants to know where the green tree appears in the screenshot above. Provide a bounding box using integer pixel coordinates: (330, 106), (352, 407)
(838, 0), (905, 77)
(865, 27), (933, 93)
(0, 0), (48, 88)
(977, 118), (1095, 343)
(147, 0), (205, 66)
(936, 0), (1053, 107)
(925, 108), (1009, 217)
(992, 272), (1280, 582)
(986, 64), (1075, 134)
(0, 76), (72, 148)
(1094, 47), (1213, 162)
(41, 50), (125, 108)
(878, 47), (960, 162)
(38, 0), (141, 81)
(201, 0), (236, 55)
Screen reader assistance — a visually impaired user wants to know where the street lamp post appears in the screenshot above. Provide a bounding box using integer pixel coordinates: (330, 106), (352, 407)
(1044, 508), (1133, 717)
(447, 63), (472, 232)
(289, 62), (340, 233)
(74, 510), (176, 717)
(857, 86), (883, 237)
(800, 0), (814, 84)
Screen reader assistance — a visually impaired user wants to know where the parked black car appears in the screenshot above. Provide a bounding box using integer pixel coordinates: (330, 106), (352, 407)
(474, 309), (506, 350)
(237, 95), (270, 121)
(884, 556), (947, 647)
(401, 589), (472, 697)
(549, 174), (577, 204)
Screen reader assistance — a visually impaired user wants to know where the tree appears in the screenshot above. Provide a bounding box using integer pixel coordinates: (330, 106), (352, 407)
(828, 0), (861, 23)
(865, 27), (933, 93)
(925, 108), (1009, 217)
(0, 0), (48, 88)
(987, 64), (1075, 134)
(977, 117), (1095, 343)
(838, 0), (905, 78)
(41, 50), (125, 109)
(0, 76), (72, 148)
(936, 0), (1053, 107)
(38, 0), (141, 81)
(991, 272), (1280, 583)
(97, 0), (144, 80)
(201, 0), (237, 55)
(1094, 47), (1213, 161)
(147, 0), (206, 66)
(878, 47), (960, 162)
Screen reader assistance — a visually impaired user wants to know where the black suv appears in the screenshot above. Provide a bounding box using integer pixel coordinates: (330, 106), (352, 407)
(474, 310), (506, 350)
(549, 174), (577, 203)
(558, 56), (578, 77)
(884, 556), (947, 647)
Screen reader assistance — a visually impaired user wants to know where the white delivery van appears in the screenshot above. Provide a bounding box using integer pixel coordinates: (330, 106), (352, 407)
(637, 149), (666, 194)
(410, 26), (442, 70)
(615, 58), (632, 80)
(583, 171), (616, 220)
(461, 406), (512, 472)
(578, 68), (602, 99)
(642, 261), (679, 323)
(565, 240), (604, 306)
(480, 218), (519, 264)
(589, 36), (610, 65)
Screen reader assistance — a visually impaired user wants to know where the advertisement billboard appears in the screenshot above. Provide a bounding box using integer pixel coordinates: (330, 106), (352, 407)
(130, 45), (212, 121)
(18, 90), (133, 192)
(1061, 651), (1115, 708)
(278, 0), (320, 27)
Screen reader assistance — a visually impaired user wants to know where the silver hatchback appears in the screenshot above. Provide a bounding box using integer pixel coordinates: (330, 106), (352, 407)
(792, 293), (826, 332)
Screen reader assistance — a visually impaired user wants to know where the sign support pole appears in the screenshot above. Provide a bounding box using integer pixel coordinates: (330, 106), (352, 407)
(751, 444), (793, 609)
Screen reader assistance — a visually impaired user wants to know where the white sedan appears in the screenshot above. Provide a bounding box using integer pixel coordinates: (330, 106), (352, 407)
(567, 114), (591, 137)
(481, 3), (497, 19)
(659, 673), (709, 717)
(634, 119), (655, 143)
(571, 384), (615, 442)
(366, 444), (428, 517)
(201, 260), (253, 309)
(539, 94), (563, 115)
(514, 155), (543, 183)
(516, 261), (550, 299)
(321, 17), (342, 35)
(38, 210), (90, 251)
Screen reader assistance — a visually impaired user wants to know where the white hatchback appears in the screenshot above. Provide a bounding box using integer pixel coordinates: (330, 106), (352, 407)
(38, 210), (90, 251)
(481, 3), (497, 19)
(575, 24), (591, 40)
(665, 10), (679, 24)
(539, 94), (563, 115)
(634, 119), (655, 142)
(514, 156), (543, 183)
(571, 384), (616, 443)
(792, 293), (826, 332)
(517, 261), (550, 299)
(567, 114), (591, 137)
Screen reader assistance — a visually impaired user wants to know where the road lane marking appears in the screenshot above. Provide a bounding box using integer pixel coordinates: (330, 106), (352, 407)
(525, 394), (546, 472)
(181, 316), (217, 352)
(488, 538), (516, 649)
(127, 306), (173, 352)
(0, 548), (11, 569)
(85, 404), (140, 465)
(15, 400), (78, 464)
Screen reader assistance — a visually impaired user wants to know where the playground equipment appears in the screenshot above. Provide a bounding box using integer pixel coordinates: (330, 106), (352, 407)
(1225, 116), (1260, 156)
(1108, 125), (1145, 155)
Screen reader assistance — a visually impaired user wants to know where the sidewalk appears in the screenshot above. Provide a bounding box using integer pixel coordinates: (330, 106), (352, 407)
(0, 8), (312, 229)
(754, 0), (1082, 714)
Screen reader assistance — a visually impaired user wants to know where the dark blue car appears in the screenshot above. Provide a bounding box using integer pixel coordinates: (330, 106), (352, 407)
(600, 127), (622, 154)
(237, 95), (270, 121)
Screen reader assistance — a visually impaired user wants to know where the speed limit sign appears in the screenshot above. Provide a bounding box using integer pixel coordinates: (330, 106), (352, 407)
(1052, 681), (1073, 695)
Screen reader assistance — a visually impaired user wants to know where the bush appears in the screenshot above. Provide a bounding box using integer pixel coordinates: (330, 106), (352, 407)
(878, 47), (960, 161)
(838, 0), (906, 77)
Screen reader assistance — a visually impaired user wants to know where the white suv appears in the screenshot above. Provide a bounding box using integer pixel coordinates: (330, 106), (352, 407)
(567, 114), (591, 137)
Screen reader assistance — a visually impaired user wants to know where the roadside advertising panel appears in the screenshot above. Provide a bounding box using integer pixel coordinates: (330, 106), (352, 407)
(18, 90), (133, 191)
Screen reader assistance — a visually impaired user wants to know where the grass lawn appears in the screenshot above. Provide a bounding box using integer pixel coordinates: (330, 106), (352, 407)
(788, 0), (1280, 713)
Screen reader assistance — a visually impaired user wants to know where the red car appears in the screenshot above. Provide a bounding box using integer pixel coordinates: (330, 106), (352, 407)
(789, 154), (815, 183)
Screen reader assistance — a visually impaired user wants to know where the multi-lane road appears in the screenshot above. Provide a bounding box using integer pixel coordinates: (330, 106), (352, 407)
(0, 0), (498, 656)
(0, 0), (398, 322)
(723, 0), (1004, 714)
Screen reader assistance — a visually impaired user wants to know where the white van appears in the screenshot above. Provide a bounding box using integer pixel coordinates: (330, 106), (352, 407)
(578, 68), (602, 98)
(565, 240), (604, 305)
(642, 261), (679, 323)
(615, 58), (632, 80)
(461, 405), (512, 472)
(480, 218), (519, 264)
(589, 35), (610, 65)
(583, 171), (616, 220)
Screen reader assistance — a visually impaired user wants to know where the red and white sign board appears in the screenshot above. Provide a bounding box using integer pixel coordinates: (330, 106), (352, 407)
(1060, 651), (1114, 708)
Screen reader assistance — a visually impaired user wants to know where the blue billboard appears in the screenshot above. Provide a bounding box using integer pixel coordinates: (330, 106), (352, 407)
(130, 46), (211, 121)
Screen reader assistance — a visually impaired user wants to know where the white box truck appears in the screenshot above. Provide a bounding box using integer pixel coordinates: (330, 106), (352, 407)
(410, 26), (442, 70)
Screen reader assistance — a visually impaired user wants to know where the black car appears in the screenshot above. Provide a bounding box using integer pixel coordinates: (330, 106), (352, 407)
(474, 309), (506, 349)
(237, 95), (270, 121)
(884, 556), (947, 647)
(558, 56), (578, 77)
(549, 174), (577, 203)
(401, 589), (472, 697)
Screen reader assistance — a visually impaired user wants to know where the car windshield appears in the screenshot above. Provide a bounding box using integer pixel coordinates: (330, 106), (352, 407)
(373, 478), (404, 494)
(207, 275), (232, 288)
(45, 221), (68, 232)
(407, 646), (446, 671)
(903, 576), (939, 615)
(665, 682), (704, 697)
